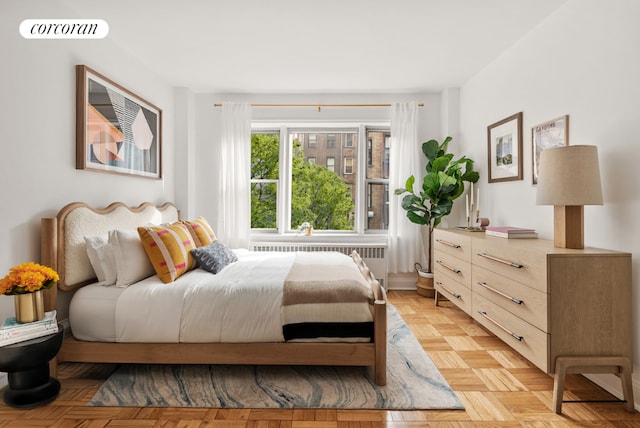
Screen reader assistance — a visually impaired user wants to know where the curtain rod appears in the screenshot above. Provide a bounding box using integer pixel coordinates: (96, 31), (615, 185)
(213, 102), (424, 112)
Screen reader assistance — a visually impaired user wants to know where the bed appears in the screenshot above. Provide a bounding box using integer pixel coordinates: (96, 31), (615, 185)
(41, 202), (387, 385)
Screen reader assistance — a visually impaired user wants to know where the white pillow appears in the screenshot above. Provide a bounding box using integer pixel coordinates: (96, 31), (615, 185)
(108, 229), (154, 287)
(84, 235), (117, 286)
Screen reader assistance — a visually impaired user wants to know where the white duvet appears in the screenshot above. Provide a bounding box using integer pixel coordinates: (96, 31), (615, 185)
(69, 250), (366, 343)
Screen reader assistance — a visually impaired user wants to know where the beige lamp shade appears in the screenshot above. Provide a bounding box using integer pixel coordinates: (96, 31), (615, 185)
(536, 145), (603, 206)
(536, 145), (603, 249)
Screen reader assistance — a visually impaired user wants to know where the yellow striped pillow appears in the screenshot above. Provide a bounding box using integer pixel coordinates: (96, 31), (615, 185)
(137, 222), (197, 283)
(182, 217), (216, 247)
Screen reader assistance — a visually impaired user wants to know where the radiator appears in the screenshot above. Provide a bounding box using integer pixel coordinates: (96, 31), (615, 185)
(250, 242), (388, 289)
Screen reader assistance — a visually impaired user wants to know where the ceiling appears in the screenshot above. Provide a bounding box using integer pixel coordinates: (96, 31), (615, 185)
(64, 0), (568, 94)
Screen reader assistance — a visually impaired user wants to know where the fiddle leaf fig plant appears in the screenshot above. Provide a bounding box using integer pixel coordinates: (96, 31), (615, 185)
(394, 136), (479, 273)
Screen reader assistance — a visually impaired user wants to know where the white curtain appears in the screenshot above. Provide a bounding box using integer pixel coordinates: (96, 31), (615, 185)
(388, 102), (424, 273)
(217, 103), (252, 249)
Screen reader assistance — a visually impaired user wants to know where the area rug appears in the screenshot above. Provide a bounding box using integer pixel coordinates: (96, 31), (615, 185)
(88, 305), (463, 409)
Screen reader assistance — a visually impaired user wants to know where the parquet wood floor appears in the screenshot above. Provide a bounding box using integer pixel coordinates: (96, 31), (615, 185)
(1, 291), (638, 427)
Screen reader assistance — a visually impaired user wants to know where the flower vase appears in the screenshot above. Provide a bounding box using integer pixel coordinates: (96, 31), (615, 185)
(14, 290), (44, 323)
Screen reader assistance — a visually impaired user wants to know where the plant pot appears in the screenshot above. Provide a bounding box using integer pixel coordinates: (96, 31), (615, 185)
(14, 291), (44, 323)
(414, 264), (435, 298)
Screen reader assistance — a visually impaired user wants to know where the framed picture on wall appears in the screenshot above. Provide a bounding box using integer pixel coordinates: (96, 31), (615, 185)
(76, 65), (162, 179)
(531, 115), (569, 185)
(487, 112), (523, 183)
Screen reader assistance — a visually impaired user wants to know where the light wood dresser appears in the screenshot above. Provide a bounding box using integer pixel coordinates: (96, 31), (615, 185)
(433, 228), (634, 413)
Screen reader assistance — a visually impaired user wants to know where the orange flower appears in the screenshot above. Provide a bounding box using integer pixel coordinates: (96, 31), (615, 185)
(0, 262), (59, 295)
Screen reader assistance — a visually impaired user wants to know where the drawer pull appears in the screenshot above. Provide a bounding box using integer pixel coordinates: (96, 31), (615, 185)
(436, 281), (461, 299)
(436, 239), (461, 249)
(477, 252), (523, 269)
(476, 281), (524, 305)
(435, 260), (461, 274)
(477, 310), (523, 341)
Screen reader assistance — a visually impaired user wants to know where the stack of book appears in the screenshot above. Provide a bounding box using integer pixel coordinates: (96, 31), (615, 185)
(485, 226), (538, 239)
(0, 310), (58, 347)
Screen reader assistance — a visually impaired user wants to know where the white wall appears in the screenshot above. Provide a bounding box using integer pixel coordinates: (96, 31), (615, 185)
(458, 0), (640, 405)
(1, 2), (176, 322)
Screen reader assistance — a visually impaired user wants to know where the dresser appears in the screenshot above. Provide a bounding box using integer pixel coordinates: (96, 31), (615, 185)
(433, 228), (634, 413)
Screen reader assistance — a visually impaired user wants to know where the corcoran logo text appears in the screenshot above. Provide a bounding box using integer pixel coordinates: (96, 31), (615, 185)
(20, 19), (109, 39)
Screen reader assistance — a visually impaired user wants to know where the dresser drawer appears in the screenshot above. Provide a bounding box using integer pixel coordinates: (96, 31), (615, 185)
(434, 229), (472, 263)
(434, 250), (471, 286)
(434, 273), (471, 314)
(472, 293), (549, 372)
(472, 238), (548, 292)
(472, 265), (548, 332)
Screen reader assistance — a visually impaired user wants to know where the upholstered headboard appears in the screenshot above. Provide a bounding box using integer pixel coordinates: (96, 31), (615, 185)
(41, 202), (179, 294)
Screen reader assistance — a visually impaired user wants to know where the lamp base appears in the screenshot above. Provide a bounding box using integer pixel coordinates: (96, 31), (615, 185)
(553, 205), (584, 249)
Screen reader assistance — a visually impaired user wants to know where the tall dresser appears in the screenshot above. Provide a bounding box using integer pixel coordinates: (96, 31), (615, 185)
(433, 228), (634, 413)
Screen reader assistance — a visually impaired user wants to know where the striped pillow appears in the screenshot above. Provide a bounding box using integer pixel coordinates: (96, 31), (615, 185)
(182, 217), (216, 247)
(137, 222), (197, 283)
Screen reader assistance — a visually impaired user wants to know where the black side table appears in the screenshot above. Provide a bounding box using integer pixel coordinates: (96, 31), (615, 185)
(0, 325), (63, 408)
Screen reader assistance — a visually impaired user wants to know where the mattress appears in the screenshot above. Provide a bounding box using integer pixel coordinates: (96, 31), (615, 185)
(69, 250), (374, 343)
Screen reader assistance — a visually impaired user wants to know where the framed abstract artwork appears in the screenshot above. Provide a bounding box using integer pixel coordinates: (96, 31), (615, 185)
(531, 115), (569, 185)
(76, 65), (162, 179)
(487, 112), (523, 183)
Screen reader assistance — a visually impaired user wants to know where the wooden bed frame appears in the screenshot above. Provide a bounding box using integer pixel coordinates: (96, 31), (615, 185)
(41, 202), (387, 385)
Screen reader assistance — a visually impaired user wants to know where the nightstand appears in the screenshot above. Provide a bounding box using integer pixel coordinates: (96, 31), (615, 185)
(0, 325), (63, 408)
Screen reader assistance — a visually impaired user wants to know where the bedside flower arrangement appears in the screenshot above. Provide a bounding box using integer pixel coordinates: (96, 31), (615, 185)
(0, 262), (59, 323)
(0, 262), (59, 295)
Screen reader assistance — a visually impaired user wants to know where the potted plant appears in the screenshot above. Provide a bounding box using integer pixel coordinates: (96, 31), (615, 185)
(394, 136), (479, 296)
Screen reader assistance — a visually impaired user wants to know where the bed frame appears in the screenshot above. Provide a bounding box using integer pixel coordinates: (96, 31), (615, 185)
(41, 202), (387, 385)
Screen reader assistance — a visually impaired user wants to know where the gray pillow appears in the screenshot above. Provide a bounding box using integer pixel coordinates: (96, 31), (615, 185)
(190, 241), (237, 274)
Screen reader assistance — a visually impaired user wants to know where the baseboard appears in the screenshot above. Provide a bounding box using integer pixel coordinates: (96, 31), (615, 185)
(387, 273), (417, 290)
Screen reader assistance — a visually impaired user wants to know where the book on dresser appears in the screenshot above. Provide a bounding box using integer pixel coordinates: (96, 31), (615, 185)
(485, 226), (538, 239)
(0, 310), (58, 347)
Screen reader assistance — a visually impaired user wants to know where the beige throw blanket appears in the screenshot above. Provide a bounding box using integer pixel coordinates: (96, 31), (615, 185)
(282, 253), (375, 342)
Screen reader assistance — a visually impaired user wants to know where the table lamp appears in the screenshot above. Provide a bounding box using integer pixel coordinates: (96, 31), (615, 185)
(535, 145), (603, 249)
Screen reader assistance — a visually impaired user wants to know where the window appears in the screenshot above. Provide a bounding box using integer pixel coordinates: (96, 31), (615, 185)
(345, 134), (354, 147)
(344, 157), (354, 174)
(251, 125), (390, 233)
(365, 129), (391, 230)
(327, 134), (336, 148)
(250, 132), (279, 229)
(326, 157), (335, 172)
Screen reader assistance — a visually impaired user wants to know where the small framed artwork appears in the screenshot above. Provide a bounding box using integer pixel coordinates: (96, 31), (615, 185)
(76, 65), (162, 179)
(531, 115), (569, 185)
(487, 112), (523, 183)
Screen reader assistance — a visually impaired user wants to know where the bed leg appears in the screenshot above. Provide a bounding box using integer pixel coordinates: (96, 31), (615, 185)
(373, 299), (387, 386)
